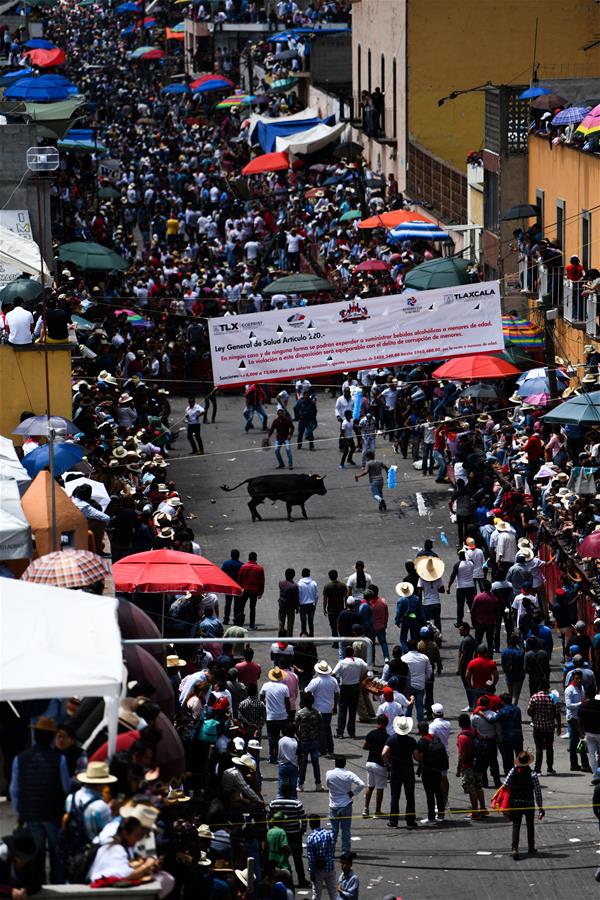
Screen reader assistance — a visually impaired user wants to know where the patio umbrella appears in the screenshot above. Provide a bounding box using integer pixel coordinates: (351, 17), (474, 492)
(263, 273), (332, 295)
(113, 548), (243, 594)
(25, 39), (57, 49)
(137, 48), (166, 60)
(0, 68), (33, 86)
(458, 383), (499, 400)
(522, 392), (551, 406)
(242, 151), (302, 175)
(576, 104), (600, 137)
(354, 259), (389, 272)
(21, 549), (108, 588)
(63, 476), (110, 511)
(216, 92), (256, 108)
(403, 257), (472, 290)
(98, 185), (121, 199)
(551, 106), (590, 126)
(304, 187), (325, 199)
(542, 390), (600, 426)
(117, 595), (164, 661)
(71, 314), (94, 330)
(0, 277), (43, 307)
(517, 366), (569, 386)
(500, 204), (539, 221)
(501, 314), (544, 347)
(25, 48), (66, 68)
(519, 85), (551, 99)
(21, 443), (84, 478)
(154, 712), (185, 779)
(578, 531), (600, 558)
(495, 343), (535, 370)
(530, 93), (567, 111)
(389, 224), (451, 242)
(358, 210), (434, 229)
(339, 209), (361, 222)
(333, 141), (364, 161)
(5, 79), (72, 102)
(270, 77), (298, 91)
(190, 74), (234, 93)
(161, 83), (189, 94)
(432, 355), (520, 380)
(13, 415), (77, 436)
(123, 645), (175, 718)
(57, 241), (128, 271)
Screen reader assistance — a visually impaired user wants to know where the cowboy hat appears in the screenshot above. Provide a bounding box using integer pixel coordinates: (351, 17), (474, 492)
(414, 556), (445, 581)
(101, 374), (118, 386)
(517, 537), (532, 549)
(314, 660), (333, 675)
(112, 446), (128, 459)
(392, 715), (413, 736)
(248, 739), (263, 751)
(120, 803), (158, 830)
(166, 654), (186, 668)
(268, 667), (284, 681)
(118, 394), (133, 404)
(232, 756), (254, 770)
(197, 824), (214, 840)
(33, 716), (57, 732)
(239, 753), (256, 771)
(515, 749), (535, 766)
(196, 851), (212, 867)
(519, 546), (534, 561)
(235, 868), (249, 888)
(495, 520), (511, 532)
(77, 761), (117, 785)
(582, 373), (597, 384)
(164, 789), (191, 805)
(395, 581), (414, 597)
(167, 497), (183, 507)
(157, 527), (175, 540)
(476, 414), (491, 424)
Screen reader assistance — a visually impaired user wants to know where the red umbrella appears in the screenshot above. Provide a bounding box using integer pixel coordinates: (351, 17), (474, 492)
(139, 48), (165, 60)
(123, 644), (175, 718)
(189, 73), (234, 90)
(578, 532), (600, 558)
(354, 259), (390, 272)
(242, 151), (303, 176)
(113, 548), (243, 594)
(358, 210), (434, 229)
(432, 355), (520, 380)
(26, 47), (66, 67)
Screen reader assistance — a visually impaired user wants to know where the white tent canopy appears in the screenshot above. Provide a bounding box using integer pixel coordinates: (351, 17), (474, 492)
(0, 579), (123, 752)
(0, 224), (51, 282)
(0, 437), (31, 495)
(0, 476), (32, 560)
(275, 122), (347, 155)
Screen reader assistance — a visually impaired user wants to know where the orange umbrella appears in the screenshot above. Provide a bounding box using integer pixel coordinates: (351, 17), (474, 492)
(26, 47), (66, 67)
(358, 210), (434, 229)
(242, 151), (303, 175)
(165, 27), (184, 40)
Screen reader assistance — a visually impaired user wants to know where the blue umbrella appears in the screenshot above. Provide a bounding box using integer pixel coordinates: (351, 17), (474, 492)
(162, 83), (189, 94)
(389, 228), (451, 242)
(551, 106), (591, 126)
(115, 1), (141, 10)
(5, 75), (78, 102)
(0, 67), (33, 85)
(24, 38), (57, 49)
(22, 442), (84, 478)
(519, 85), (552, 99)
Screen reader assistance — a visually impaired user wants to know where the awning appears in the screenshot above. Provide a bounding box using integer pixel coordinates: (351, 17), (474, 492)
(0, 475), (32, 560)
(0, 225), (51, 281)
(275, 121), (346, 155)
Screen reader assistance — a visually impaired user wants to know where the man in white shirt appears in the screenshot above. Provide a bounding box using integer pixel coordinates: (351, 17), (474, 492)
(376, 685), (413, 735)
(298, 567), (318, 636)
(305, 661), (340, 757)
(333, 647), (368, 739)
(401, 641), (432, 722)
(335, 388), (353, 422)
(185, 396), (205, 455)
(277, 723), (299, 798)
(465, 537), (486, 592)
(5, 299), (34, 345)
(260, 668), (291, 763)
(429, 702), (452, 799)
(325, 755), (364, 854)
(493, 520), (517, 566)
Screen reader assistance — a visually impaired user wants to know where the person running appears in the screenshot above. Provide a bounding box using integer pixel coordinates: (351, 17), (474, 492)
(354, 451), (389, 511)
(184, 396), (205, 455)
(268, 408), (295, 470)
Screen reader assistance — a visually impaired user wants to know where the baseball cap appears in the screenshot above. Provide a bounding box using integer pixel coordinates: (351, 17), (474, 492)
(431, 703), (444, 716)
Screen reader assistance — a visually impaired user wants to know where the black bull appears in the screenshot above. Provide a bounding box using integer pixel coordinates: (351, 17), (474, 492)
(220, 473), (327, 521)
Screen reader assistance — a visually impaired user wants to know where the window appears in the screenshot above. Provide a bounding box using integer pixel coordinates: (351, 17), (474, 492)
(367, 48), (371, 93)
(556, 198), (565, 252)
(357, 44), (361, 117)
(380, 55), (385, 135)
(535, 189), (544, 231)
(392, 58), (397, 138)
(582, 210), (591, 270)
(484, 170), (499, 233)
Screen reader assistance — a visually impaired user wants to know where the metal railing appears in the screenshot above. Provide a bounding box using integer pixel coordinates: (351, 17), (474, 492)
(121, 635), (375, 666)
(563, 278), (586, 324)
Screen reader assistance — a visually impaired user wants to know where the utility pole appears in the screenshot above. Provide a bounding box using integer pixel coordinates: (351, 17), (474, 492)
(542, 291), (559, 399)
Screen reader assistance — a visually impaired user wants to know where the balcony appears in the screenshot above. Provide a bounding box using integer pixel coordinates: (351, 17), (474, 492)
(563, 279), (586, 325)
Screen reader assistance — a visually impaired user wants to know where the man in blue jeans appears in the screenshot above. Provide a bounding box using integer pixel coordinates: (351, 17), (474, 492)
(277, 724), (299, 799)
(295, 693), (323, 791)
(325, 756), (365, 853)
(394, 582), (425, 653)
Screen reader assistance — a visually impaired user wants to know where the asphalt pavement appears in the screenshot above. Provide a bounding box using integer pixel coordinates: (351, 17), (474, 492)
(166, 390), (600, 899)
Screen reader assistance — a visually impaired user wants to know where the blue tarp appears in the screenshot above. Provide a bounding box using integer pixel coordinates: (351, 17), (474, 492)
(255, 116), (323, 152)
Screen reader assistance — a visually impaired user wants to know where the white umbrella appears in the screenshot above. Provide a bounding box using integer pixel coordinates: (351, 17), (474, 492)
(0, 475), (32, 560)
(63, 475), (111, 511)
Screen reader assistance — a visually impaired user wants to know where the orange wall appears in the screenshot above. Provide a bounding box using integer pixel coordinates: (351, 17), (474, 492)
(528, 134), (600, 263)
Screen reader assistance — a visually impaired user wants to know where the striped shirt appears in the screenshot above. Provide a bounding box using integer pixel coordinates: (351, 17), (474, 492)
(268, 798), (306, 837)
(237, 696), (267, 733)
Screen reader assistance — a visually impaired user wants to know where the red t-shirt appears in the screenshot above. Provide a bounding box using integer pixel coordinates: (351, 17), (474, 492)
(457, 727), (475, 769)
(466, 656), (498, 689)
(523, 434), (544, 461)
(235, 660), (262, 686)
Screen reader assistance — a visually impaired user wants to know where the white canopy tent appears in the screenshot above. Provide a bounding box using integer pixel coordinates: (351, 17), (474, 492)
(0, 579), (123, 753)
(0, 437), (31, 495)
(275, 122), (347, 155)
(0, 224), (51, 282)
(0, 476), (32, 560)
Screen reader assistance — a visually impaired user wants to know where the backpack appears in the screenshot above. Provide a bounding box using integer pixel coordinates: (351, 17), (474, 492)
(468, 731), (488, 773)
(423, 736), (449, 773)
(57, 794), (99, 883)
(197, 717), (219, 743)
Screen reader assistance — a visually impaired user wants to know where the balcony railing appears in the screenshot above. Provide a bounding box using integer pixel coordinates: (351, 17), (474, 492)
(563, 279), (586, 325)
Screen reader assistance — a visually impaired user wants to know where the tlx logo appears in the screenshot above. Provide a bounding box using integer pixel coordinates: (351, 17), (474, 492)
(217, 322), (239, 332)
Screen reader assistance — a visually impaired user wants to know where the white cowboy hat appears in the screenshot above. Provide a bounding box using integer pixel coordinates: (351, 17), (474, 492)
(517, 537), (532, 548)
(395, 581), (415, 597)
(196, 851), (211, 867)
(120, 803), (158, 830)
(232, 756), (254, 770)
(519, 546), (534, 561)
(166, 654), (187, 668)
(76, 761), (117, 785)
(239, 753), (256, 770)
(314, 660), (333, 675)
(392, 715), (413, 736)
(197, 824), (214, 840)
(235, 868), (249, 888)
(495, 520), (511, 532)
(414, 556), (445, 581)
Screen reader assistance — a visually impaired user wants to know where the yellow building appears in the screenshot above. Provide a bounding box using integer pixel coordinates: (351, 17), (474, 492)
(351, 0), (600, 221)
(0, 345), (73, 440)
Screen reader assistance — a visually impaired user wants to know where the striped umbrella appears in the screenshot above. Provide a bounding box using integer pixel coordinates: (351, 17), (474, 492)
(215, 92), (256, 108)
(501, 314), (544, 347)
(576, 104), (600, 136)
(190, 74), (234, 93)
(551, 106), (590, 126)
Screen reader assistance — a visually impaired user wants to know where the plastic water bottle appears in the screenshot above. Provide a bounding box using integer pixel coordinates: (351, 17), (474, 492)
(440, 531), (449, 545)
(387, 465), (397, 489)
(353, 388), (363, 421)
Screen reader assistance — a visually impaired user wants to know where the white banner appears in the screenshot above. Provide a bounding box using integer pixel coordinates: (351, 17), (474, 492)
(208, 280), (503, 387)
(0, 211), (33, 286)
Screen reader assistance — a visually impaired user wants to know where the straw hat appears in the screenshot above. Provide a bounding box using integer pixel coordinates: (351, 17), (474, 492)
(515, 749), (535, 766)
(414, 556), (445, 581)
(239, 753), (256, 771)
(395, 581), (414, 597)
(34, 716), (57, 732)
(232, 755), (254, 770)
(77, 761), (117, 785)
(476, 414), (491, 424)
(112, 446), (128, 459)
(118, 393), (133, 404)
(164, 789), (191, 805)
(120, 803), (158, 830)
(166, 654), (187, 668)
(268, 667), (284, 681)
(392, 715), (413, 736)
(582, 374), (597, 384)
(495, 520), (511, 532)
(508, 392), (522, 403)
(157, 527), (175, 540)
(197, 824), (214, 840)
(517, 537), (532, 549)
(519, 546), (534, 562)
(196, 851), (212, 867)
(314, 660), (333, 675)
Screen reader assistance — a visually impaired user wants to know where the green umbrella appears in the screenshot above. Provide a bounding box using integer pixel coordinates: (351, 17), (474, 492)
(58, 138), (108, 154)
(270, 77), (298, 92)
(0, 276), (42, 307)
(542, 391), (600, 426)
(98, 186), (120, 200)
(263, 273), (332, 295)
(72, 314), (94, 330)
(403, 257), (472, 291)
(23, 97), (86, 121)
(340, 209), (361, 222)
(57, 241), (128, 272)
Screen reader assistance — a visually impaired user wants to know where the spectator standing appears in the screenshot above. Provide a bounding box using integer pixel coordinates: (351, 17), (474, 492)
(296, 692), (323, 792)
(184, 396), (205, 455)
(456, 622), (477, 711)
(366, 586), (389, 663)
(504, 750), (544, 860)
(322, 570), (347, 643)
(415, 556), (446, 636)
(306, 661), (340, 757)
(401, 639), (432, 722)
(414, 720), (449, 824)
(325, 756), (365, 853)
(527, 681), (561, 775)
(465, 645), (498, 707)
(268, 784), (309, 888)
(236, 551), (265, 629)
(362, 714), (389, 818)
(495, 692), (524, 774)
(277, 723), (300, 798)
(565, 671), (591, 772)
(278, 568), (299, 637)
(222, 549), (243, 625)
(456, 713), (486, 819)
(470, 580), (501, 650)
(298, 568), (318, 636)
(260, 668), (291, 764)
(333, 648), (368, 739)
(306, 816), (336, 900)
(501, 634), (525, 704)
(382, 715), (418, 829)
